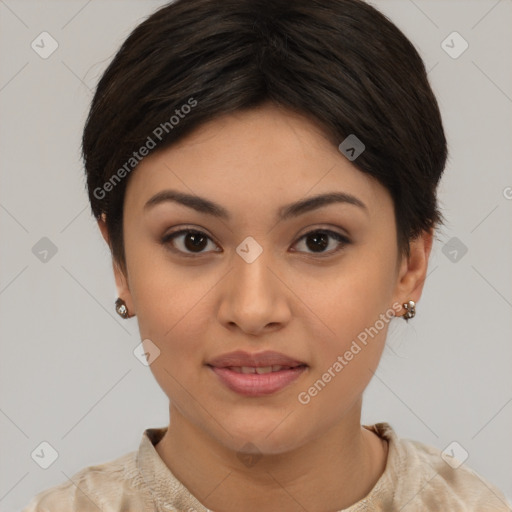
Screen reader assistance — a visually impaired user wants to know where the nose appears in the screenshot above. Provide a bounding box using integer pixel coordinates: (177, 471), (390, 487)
(217, 243), (291, 336)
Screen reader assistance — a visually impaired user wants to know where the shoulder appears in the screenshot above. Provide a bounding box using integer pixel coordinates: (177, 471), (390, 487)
(21, 449), (149, 512)
(376, 423), (512, 511)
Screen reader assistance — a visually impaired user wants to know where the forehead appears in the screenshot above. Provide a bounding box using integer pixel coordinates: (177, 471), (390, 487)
(123, 104), (392, 220)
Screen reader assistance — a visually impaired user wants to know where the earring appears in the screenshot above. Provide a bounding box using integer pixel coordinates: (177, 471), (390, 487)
(115, 297), (131, 319)
(402, 300), (416, 320)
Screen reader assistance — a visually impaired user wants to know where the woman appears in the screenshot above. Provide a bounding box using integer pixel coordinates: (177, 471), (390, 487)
(23, 0), (511, 510)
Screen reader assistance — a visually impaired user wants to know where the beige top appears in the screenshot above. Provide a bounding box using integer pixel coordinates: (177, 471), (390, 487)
(22, 422), (511, 512)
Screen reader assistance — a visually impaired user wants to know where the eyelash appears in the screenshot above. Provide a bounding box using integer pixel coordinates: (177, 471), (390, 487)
(161, 227), (351, 258)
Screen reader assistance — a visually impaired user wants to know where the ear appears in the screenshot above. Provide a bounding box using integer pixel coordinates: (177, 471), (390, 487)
(391, 228), (434, 317)
(97, 215), (135, 316)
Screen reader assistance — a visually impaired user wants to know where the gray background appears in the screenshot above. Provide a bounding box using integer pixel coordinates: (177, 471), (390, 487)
(0, 0), (511, 510)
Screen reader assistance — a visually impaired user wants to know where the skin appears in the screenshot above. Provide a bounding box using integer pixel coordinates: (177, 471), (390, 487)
(98, 102), (433, 512)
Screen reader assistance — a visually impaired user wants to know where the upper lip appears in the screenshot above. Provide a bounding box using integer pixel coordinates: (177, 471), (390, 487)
(207, 350), (307, 368)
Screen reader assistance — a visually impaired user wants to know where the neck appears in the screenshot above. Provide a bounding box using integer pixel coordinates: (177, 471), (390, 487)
(155, 400), (388, 512)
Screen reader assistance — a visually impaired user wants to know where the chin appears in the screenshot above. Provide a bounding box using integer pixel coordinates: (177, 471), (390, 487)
(210, 414), (309, 456)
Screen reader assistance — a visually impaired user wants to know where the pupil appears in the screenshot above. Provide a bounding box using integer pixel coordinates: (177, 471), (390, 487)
(185, 232), (207, 252)
(306, 232), (328, 252)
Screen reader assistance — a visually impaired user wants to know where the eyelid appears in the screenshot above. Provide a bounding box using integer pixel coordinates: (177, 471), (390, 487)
(296, 225), (350, 242)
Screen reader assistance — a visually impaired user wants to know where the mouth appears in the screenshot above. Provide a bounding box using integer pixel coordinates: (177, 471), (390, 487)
(206, 363), (308, 396)
(205, 350), (309, 397)
(222, 364), (305, 374)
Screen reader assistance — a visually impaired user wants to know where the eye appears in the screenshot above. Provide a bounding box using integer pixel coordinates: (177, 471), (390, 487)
(291, 229), (350, 256)
(161, 227), (350, 257)
(161, 228), (221, 257)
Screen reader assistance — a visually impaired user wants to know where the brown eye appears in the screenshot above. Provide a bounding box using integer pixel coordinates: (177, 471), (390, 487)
(161, 227), (350, 258)
(292, 229), (350, 256)
(162, 229), (220, 256)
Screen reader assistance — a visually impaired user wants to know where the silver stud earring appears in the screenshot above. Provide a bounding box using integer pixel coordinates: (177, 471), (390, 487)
(115, 297), (130, 319)
(402, 300), (416, 320)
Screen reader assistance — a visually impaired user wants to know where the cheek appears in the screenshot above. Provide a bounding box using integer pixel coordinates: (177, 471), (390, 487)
(126, 252), (217, 377)
(300, 248), (395, 341)
(296, 288), (391, 421)
(134, 281), (212, 355)
(295, 249), (396, 397)
(133, 284), (214, 406)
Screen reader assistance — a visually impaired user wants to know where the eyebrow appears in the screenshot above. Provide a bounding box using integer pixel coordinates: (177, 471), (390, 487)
(144, 189), (368, 220)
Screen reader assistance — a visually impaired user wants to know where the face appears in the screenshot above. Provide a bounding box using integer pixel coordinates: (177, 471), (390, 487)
(102, 103), (430, 454)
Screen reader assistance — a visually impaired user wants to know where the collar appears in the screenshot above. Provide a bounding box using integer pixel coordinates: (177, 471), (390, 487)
(136, 422), (400, 511)
(136, 426), (212, 511)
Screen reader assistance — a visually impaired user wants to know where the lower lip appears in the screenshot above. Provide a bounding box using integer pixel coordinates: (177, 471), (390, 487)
(208, 365), (307, 397)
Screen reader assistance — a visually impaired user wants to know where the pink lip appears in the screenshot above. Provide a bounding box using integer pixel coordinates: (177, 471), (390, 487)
(206, 350), (308, 397)
(207, 350), (306, 368)
(208, 366), (307, 397)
